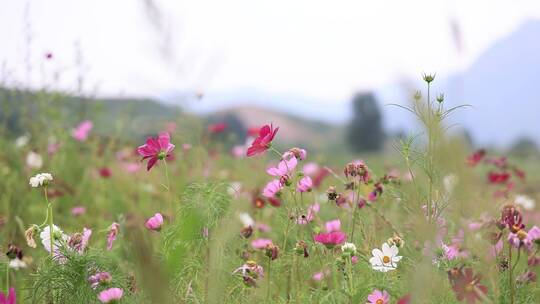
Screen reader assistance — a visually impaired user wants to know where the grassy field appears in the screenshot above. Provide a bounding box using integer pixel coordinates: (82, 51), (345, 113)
(0, 78), (539, 303)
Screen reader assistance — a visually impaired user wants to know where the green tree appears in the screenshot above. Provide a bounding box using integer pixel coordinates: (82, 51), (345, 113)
(346, 92), (385, 152)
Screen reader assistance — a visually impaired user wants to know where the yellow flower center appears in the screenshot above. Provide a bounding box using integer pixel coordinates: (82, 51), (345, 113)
(376, 299), (384, 304)
(382, 256), (390, 264)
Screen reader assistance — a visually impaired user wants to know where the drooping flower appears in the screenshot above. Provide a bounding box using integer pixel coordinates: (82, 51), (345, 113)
(106, 223), (120, 251)
(314, 231), (346, 247)
(246, 124), (278, 157)
(297, 176), (313, 192)
(72, 120), (93, 141)
(26, 151), (43, 169)
(145, 213), (164, 231)
(284, 148), (307, 161)
(88, 272), (112, 289)
(29, 173), (53, 188)
(233, 260), (264, 287)
(262, 179), (282, 198)
(97, 287), (123, 303)
(447, 267), (488, 303)
(137, 132), (175, 171)
(367, 289), (390, 304)
(369, 243), (402, 272)
(25, 226), (38, 248)
(0, 287), (16, 304)
(68, 228), (92, 254)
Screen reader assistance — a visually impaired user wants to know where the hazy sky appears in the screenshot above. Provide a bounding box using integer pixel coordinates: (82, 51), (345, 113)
(1, 0), (539, 102)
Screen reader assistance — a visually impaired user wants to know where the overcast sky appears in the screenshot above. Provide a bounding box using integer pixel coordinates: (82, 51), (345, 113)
(0, 0), (539, 102)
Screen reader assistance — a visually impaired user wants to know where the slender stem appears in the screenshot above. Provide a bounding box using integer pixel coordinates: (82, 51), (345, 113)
(508, 245), (514, 304)
(266, 258), (271, 302)
(426, 81), (433, 222)
(5, 261), (9, 294)
(163, 159), (173, 217)
(347, 258), (354, 303)
(44, 187), (54, 259)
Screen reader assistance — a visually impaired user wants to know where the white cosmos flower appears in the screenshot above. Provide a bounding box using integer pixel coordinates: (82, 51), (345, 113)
(26, 151), (43, 169)
(515, 195), (535, 210)
(369, 243), (402, 272)
(15, 134), (29, 148)
(29, 173), (53, 188)
(40, 225), (68, 253)
(9, 258), (27, 270)
(239, 212), (254, 227)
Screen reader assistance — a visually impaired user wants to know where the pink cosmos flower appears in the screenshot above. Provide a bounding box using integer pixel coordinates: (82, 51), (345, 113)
(145, 213), (164, 231)
(325, 219), (341, 232)
(297, 203), (320, 224)
(89, 272), (112, 289)
(314, 231), (346, 247)
(122, 162), (141, 173)
(106, 223), (120, 251)
(48, 142), (60, 155)
(208, 122), (227, 133)
(72, 120), (93, 141)
(267, 157), (297, 176)
(312, 271), (325, 281)
(297, 176), (313, 192)
(231, 145), (245, 158)
(137, 132), (175, 171)
(367, 289), (390, 304)
(246, 124), (278, 157)
(0, 288), (16, 304)
(262, 179), (282, 198)
(71, 206), (86, 216)
(98, 288), (123, 303)
(351, 255), (359, 264)
(99, 167), (112, 178)
(251, 238), (273, 249)
(302, 162), (320, 176)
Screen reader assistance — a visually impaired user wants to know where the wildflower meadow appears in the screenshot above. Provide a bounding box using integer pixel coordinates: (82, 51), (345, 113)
(0, 73), (539, 304)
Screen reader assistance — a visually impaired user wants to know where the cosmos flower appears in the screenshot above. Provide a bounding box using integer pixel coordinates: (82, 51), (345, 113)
(246, 124), (278, 157)
(145, 213), (164, 231)
(251, 238), (273, 249)
(0, 288), (16, 304)
(232, 260), (264, 287)
(314, 231), (346, 247)
(29, 173), (53, 188)
(68, 228), (92, 254)
(71, 206), (87, 216)
(26, 151), (43, 169)
(367, 289), (390, 304)
(88, 272), (112, 289)
(369, 243), (402, 272)
(514, 195), (535, 210)
(39, 225), (68, 254)
(447, 267), (488, 303)
(97, 288), (123, 303)
(137, 132), (175, 171)
(325, 219), (341, 232)
(297, 203), (320, 225)
(207, 122), (227, 133)
(106, 223), (120, 251)
(72, 120), (93, 142)
(297, 176), (313, 192)
(267, 157), (297, 177)
(262, 179), (282, 198)
(467, 149), (485, 166)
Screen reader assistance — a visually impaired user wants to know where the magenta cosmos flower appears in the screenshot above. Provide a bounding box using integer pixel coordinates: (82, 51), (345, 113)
(314, 231), (346, 247)
(0, 288), (16, 304)
(137, 132), (175, 171)
(367, 289), (390, 304)
(246, 124), (278, 157)
(145, 213), (164, 231)
(72, 120), (93, 142)
(98, 288), (123, 303)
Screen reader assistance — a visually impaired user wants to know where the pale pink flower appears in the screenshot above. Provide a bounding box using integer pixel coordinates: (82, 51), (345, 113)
(98, 288), (123, 303)
(297, 203), (320, 225)
(262, 179), (282, 198)
(325, 219), (341, 232)
(145, 213), (164, 231)
(71, 206), (86, 216)
(88, 272), (112, 289)
(72, 120), (93, 141)
(302, 162), (319, 176)
(267, 157), (297, 176)
(231, 145), (245, 158)
(122, 162), (141, 173)
(106, 223), (120, 251)
(297, 176), (313, 192)
(312, 271), (325, 281)
(367, 289), (390, 304)
(251, 238), (273, 249)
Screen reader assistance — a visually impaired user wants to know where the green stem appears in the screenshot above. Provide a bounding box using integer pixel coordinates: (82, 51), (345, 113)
(163, 159), (173, 217)
(508, 245), (514, 304)
(266, 257), (271, 302)
(5, 261), (9, 294)
(426, 81), (433, 222)
(44, 187), (54, 259)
